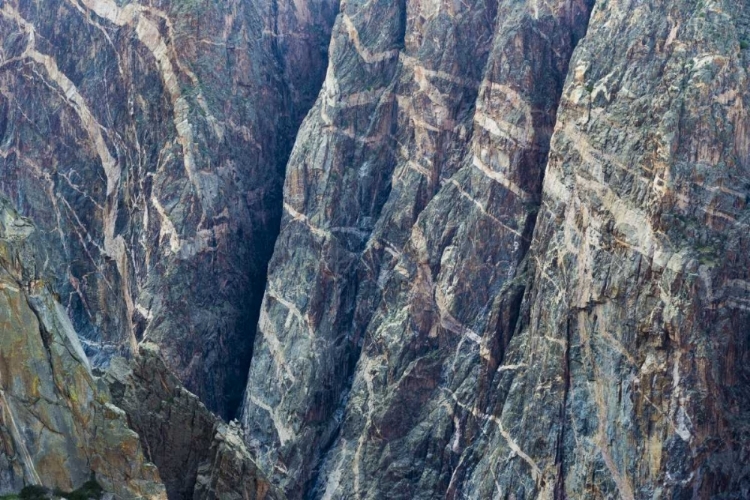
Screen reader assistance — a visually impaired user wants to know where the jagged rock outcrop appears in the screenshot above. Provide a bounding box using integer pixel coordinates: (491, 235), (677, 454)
(0, 0), (337, 418)
(0, 197), (166, 498)
(193, 422), (282, 500)
(104, 342), (282, 500)
(243, 0), (750, 499)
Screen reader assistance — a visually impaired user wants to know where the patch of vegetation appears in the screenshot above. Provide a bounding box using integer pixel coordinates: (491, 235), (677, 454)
(55, 479), (104, 500)
(12, 478), (104, 500)
(740, 40), (749, 50)
(18, 486), (48, 500)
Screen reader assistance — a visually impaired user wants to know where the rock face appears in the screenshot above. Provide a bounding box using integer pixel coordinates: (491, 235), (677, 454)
(0, 197), (166, 499)
(0, 0), (338, 418)
(193, 422), (282, 500)
(2, 0), (750, 498)
(104, 342), (282, 500)
(243, 0), (750, 499)
(242, 0), (593, 495)
(463, 0), (750, 497)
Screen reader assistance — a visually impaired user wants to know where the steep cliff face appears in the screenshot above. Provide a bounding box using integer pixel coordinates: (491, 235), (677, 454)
(459, 0), (750, 497)
(243, 0), (750, 499)
(104, 342), (283, 500)
(1, 0), (749, 498)
(0, 197), (166, 498)
(242, 0), (593, 496)
(0, 0), (337, 418)
(241, 0), (499, 491)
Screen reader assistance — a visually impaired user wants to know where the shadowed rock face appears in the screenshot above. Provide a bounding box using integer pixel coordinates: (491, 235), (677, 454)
(104, 342), (283, 500)
(0, 197), (166, 498)
(0, 0), (338, 419)
(242, 0), (750, 499)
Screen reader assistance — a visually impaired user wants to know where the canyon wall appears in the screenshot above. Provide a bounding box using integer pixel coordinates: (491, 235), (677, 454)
(0, 0), (337, 418)
(0, 0), (748, 498)
(243, 0), (750, 498)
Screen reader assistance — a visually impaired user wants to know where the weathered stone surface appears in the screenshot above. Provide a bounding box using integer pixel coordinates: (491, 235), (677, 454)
(104, 342), (281, 500)
(194, 422), (283, 500)
(2, 0), (749, 498)
(242, 0), (750, 499)
(458, 1), (750, 498)
(0, 197), (166, 498)
(0, 0), (337, 418)
(241, 0), (504, 493)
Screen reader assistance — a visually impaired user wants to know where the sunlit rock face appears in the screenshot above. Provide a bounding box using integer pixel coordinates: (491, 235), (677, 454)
(0, 197), (166, 498)
(0, 0), (338, 418)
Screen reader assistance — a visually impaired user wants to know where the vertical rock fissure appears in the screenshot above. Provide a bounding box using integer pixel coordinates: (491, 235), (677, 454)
(554, 315), (573, 500)
(219, 0), (344, 419)
(484, 0), (596, 406)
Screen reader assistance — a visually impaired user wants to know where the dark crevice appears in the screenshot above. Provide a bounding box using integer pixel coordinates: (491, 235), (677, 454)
(486, 0), (596, 388)
(481, 1), (595, 495)
(554, 315), (573, 500)
(224, 1), (341, 420)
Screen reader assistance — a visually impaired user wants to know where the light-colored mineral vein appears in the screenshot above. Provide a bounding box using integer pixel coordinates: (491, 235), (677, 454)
(342, 14), (399, 64)
(248, 394), (294, 447)
(266, 287), (315, 339)
(444, 389), (543, 484)
(1, 3), (141, 352)
(139, 5), (223, 140)
(474, 110), (531, 147)
(472, 155), (532, 201)
(445, 178), (523, 238)
(0, 4), (120, 196)
(400, 54), (476, 87)
(258, 307), (297, 383)
(435, 287), (490, 361)
(76, 0), (205, 204)
(284, 202), (331, 239)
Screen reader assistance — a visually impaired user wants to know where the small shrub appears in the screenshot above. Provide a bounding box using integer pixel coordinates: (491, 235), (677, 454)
(18, 486), (48, 500)
(56, 480), (103, 500)
(740, 40), (749, 50)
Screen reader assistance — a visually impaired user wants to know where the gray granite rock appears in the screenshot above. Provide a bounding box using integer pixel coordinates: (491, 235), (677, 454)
(242, 0), (750, 499)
